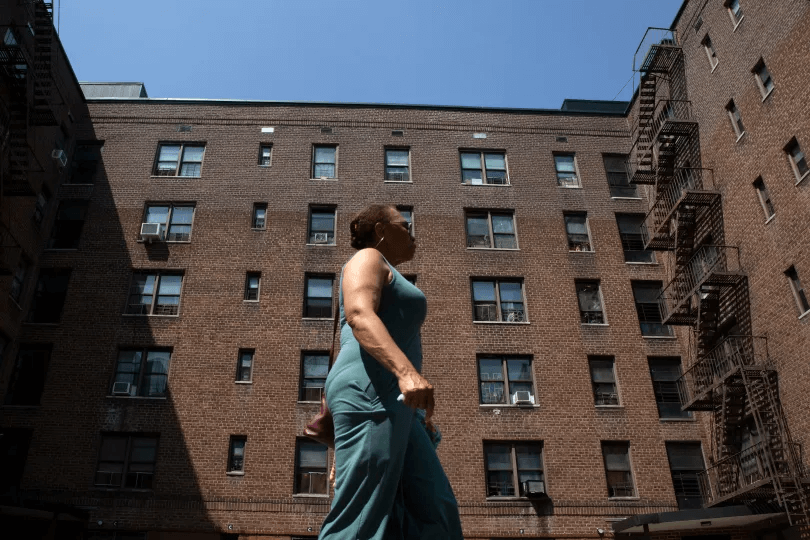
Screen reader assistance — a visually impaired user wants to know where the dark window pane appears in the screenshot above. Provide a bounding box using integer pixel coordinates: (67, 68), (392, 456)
(29, 270), (71, 323)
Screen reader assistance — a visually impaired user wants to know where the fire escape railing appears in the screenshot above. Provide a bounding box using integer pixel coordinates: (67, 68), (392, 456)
(627, 100), (696, 186)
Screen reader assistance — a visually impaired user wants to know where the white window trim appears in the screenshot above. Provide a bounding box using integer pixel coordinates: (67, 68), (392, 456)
(465, 210), (519, 251)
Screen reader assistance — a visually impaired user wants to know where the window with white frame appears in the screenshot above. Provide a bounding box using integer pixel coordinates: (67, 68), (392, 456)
(460, 151), (508, 185)
(295, 439), (328, 495)
(143, 204), (194, 242)
(244, 272), (260, 301)
(252, 203), (267, 229)
(385, 149), (410, 181)
(312, 145), (337, 179)
(153, 143), (205, 177)
(616, 214), (655, 263)
(478, 356), (534, 405)
(300, 352), (329, 402)
(576, 280), (605, 324)
(753, 177), (775, 220)
(589, 356), (619, 406)
(701, 35), (719, 70)
(236, 349), (254, 382)
(554, 154), (580, 188)
(752, 59), (774, 99)
(227, 436), (246, 473)
(725, 100), (745, 138)
(471, 279), (526, 322)
(304, 275), (334, 318)
(466, 211), (517, 249)
(648, 357), (691, 419)
(564, 212), (592, 252)
(602, 441), (635, 497)
(604, 155), (636, 198)
(308, 207), (336, 245)
(258, 144), (272, 166)
(125, 272), (183, 316)
(484, 441), (544, 498)
(785, 266), (810, 315)
(111, 348), (171, 398)
(726, 0), (743, 26)
(785, 138), (809, 182)
(94, 434), (158, 490)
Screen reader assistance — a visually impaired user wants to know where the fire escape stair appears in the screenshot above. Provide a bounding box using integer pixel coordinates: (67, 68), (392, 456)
(0, 39), (34, 197)
(30, 2), (56, 126)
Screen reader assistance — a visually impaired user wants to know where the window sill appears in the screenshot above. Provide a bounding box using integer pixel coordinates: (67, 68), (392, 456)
(305, 243), (337, 247)
(761, 88), (774, 102)
(150, 175), (201, 179)
(43, 248), (79, 252)
(310, 178), (338, 182)
(461, 183), (511, 187)
(764, 213), (776, 224)
(569, 250), (594, 254)
(581, 323), (609, 327)
(732, 15), (745, 32)
(21, 322), (60, 326)
(558, 185), (583, 189)
(298, 400), (323, 404)
(479, 403), (539, 409)
(468, 247), (520, 252)
(485, 496), (534, 502)
(106, 395), (167, 400)
(235, 380), (253, 385)
(121, 313), (180, 318)
(243, 299), (260, 303)
(384, 180), (413, 184)
(660, 417), (696, 422)
(610, 196), (643, 201)
(293, 493), (329, 499)
(798, 309), (810, 320)
(795, 170), (810, 186)
(735, 131), (746, 143)
(302, 317), (334, 321)
(251, 228), (267, 231)
(642, 335), (677, 340)
(473, 320), (530, 325)
(92, 487), (153, 493)
(62, 182), (94, 186)
(625, 261), (659, 266)
(226, 471), (245, 476)
(258, 165), (272, 168)
(595, 405), (624, 409)
(608, 496), (640, 501)
(136, 239), (191, 244)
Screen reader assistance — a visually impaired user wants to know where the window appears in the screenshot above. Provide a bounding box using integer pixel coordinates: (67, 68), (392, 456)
(648, 357), (691, 419)
(785, 266), (810, 315)
(312, 145), (337, 179)
(0, 428), (32, 495)
(725, 100), (745, 139)
(385, 149), (410, 181)
(29, 269), (71, 323)
(94, 434), (158, 489)
(308, 206), (336, 245)
(68, 141), (103, 184)
(304, 275), (334, 318)
(153, 143), (205, 177)
(252, 203), (267, 229)
(753, 59), (774, 98)
(126, 272), (183, 316)
(300, 352), (329, 402)
(9, 258), (28, 304)
(47, 201), (89, 249)
(33, 190), (50, 226)
(702, 35), (719, 69)
(554, 154), (580, 188)
(753, 177), (775, 220)
(397, 206), (414, 236)
(460, 151), (508, 185)
(478, 356), (534, 405)
(483, 442), (544, 498)
(726, 0), (743, 26)
(244, 272), (260, 301)
(227, 436), (246, 473)
(785, 138), (809, 182)
(666, 442), (705, 510)
(602, 442), (635, 497)
(143, 204), (194, 242)
(111, 348), (171, 398)
(258, 144), (272, 166)
(616, 214), (654, 263)
(564, 212), (592, 252)
(466, 211), (517, 249)
(604, 155), (636, 197)
(471, 279), (526, 322)
(236, 349), (254, 382)
(576, 281), (605, 324)
(295, 439), (328, 495)
(589, 356), (618, 406)
(4, 344), (51, 406)
(631, 281), (673, 336)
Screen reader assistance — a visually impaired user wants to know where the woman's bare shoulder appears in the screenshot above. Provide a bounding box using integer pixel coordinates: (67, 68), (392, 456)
(345, 249), (391, 283)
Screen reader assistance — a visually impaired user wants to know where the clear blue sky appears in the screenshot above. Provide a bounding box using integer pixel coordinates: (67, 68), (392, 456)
(56, 0), (682, 108)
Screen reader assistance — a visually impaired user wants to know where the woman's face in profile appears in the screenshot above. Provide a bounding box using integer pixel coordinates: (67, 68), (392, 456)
(384, 207), (416, 263)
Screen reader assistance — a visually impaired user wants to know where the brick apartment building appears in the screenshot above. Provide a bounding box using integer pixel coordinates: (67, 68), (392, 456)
(1, 1), (808, 539)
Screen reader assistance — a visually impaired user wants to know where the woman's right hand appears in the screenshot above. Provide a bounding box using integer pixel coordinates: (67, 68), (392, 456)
(398, 370), (435, 420)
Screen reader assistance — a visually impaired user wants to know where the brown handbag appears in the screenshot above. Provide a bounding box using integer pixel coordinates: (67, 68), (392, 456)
(303, 309), (340, 448)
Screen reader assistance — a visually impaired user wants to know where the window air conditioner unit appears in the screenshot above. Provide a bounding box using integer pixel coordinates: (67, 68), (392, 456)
(140, 222), (164, 242)
(522, 480), (546, 498)
(112, 382), (131, 396)
(313, 233), (329, 244)
(51, 149), (67, 167)
(513, 391), (533, 405)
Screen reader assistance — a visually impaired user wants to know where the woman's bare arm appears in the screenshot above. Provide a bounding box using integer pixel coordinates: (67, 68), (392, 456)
(342, 249), (434, 414)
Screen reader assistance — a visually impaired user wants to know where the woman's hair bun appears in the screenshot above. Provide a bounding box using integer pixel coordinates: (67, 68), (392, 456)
(349, 204), (394, 250)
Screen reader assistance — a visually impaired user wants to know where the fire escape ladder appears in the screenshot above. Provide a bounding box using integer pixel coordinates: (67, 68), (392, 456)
(31, 1), (56, 126)
(0, 26), (34, 196)
(630, 76), (657, 185)
(696, 288), (720, 355)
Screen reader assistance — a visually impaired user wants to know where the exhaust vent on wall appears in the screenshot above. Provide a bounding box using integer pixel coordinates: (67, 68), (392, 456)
(320, 127), (333, 134)
(391, 130), (404, 137)
(177, 125), (192, 132)
(556, 136), (568, 143)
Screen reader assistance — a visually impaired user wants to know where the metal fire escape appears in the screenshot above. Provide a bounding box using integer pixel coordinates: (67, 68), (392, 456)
(630, 28), (810, 526)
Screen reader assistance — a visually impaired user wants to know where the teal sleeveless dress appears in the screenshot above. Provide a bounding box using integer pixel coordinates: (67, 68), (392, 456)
(319, 257), (463, 540)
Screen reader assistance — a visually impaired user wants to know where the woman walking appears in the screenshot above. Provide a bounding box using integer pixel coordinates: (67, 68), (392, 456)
(319, 204), (463, 540)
